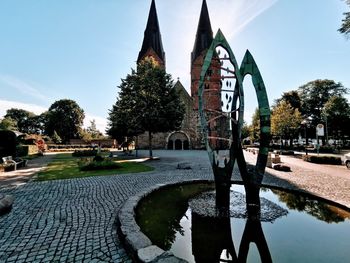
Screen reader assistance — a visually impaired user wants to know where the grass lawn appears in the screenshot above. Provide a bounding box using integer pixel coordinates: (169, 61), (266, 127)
(36, 153), (154, 181)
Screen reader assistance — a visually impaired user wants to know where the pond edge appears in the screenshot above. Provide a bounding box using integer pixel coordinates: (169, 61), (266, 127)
(117, 179), (350, 263)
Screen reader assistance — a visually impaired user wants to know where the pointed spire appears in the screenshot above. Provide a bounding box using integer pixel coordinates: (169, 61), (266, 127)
(191, 0), (213, 63)
(137, 0), (165, 64)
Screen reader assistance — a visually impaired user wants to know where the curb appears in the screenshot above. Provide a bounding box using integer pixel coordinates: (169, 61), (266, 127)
(117, 179), (212, 263)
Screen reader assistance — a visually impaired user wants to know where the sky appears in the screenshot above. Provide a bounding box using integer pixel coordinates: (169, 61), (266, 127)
(0, 0), (349, 133)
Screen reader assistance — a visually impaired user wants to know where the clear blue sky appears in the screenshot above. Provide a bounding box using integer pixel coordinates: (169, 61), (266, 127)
(1, 0), (349, 132)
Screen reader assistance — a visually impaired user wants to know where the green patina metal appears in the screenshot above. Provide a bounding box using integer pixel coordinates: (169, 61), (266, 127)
(198, 29), (271, 208)
(240, 50), (271, 181)
(198, 29), (244, 166)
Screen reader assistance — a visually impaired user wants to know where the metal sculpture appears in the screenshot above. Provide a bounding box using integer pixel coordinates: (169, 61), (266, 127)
(198, 29), (271, 210)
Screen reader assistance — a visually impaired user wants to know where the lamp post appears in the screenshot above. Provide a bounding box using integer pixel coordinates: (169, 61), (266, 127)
(301, 119), (310, 145)
(322, 110), (328, 145)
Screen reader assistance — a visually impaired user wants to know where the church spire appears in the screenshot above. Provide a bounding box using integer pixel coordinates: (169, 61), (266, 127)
(191, 0), (213, 63)
(137, 0), (165, 66)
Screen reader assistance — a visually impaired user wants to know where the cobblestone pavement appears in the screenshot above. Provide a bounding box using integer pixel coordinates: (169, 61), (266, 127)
(0, 151), (213, 262)
(0, 150), (349, 262)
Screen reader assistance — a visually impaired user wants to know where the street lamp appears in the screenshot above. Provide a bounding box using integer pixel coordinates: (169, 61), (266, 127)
(321, 109), (329, 144)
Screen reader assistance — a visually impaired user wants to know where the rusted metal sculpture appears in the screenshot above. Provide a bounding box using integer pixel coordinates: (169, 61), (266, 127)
(198, 29), (271, 210)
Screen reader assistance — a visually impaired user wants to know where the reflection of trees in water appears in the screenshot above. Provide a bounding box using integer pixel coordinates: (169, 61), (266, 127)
(136, 183), (214, 250)
(272, 190), (350, 223)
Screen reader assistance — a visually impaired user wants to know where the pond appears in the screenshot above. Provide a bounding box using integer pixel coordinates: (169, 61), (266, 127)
(136, 182), (350, 263)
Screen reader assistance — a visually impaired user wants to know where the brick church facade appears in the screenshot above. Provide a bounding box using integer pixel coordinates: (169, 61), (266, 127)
(137, 0), (217, 150)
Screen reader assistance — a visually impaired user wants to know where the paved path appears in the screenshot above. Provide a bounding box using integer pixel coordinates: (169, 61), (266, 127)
(0, 154), (55, 190)
(259, 153), (350, 208)
(0, 150), (349, 262)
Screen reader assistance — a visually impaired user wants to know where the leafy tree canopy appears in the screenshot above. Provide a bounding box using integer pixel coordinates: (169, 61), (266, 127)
(339, 0), (350, 36)
(107, 57), (185, 156)
(3, 108), (47, 134)
(46, 99), (85, 143)
(297, 79), (348, 126)
(323, 95), (350, 138)
(249, 108), (260, 142)
(271, 101), (303, 140)
(4, 108), (35, 133)
(80, 120), (104, 142)
(274, 90), (301, 110)
(0, 117), (17, 131)
(107, 73), (143, 145)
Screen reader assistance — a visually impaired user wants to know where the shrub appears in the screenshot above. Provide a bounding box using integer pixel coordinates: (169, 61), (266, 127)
(16, 145), (29, 157)
(302, 155), (341, 165)
(274, 150), (294, 155)
(72, 150), (97, 157)
(78, 159), (120, 171)
(319, 146), (334, 153)
(93, 155), (104, 162)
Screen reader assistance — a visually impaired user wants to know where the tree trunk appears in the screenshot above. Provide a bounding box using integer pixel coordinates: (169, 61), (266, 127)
(148, 131), (153, 158)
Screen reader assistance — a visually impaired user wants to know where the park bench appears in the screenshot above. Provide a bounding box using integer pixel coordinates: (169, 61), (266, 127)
(1, 156), (27, 171)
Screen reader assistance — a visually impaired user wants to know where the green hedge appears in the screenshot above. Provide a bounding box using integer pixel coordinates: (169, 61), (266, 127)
(274, 150), (294, 155)
(78, 159), (120, 171)
(302, 155), (341, 165)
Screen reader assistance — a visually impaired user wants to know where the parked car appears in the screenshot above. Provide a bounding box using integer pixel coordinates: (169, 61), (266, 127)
(345, 153), (350, 169)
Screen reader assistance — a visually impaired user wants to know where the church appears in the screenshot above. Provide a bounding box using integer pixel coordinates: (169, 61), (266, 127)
(136, 0), (217, 150)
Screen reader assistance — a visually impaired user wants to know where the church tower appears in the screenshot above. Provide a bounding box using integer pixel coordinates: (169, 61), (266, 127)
(191, 0), (220, 111)
(138, 0), (166, 68)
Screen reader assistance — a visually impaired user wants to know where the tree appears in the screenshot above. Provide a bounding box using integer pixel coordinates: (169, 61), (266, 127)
(108, 57), (185, 157)
(322, 96), (350, 141)
(4, 108), (36, 133)
(274, 90), (301, 110)
(0, 117), (17, 130)
(339, 0), (350, 36)
(107, 73), (143, 149)
(81, 120), (104, 142)
(249, 108), (260, 142)
(45, 99), (85, 143)
(3, 108), (46, 134)
(271, 101), (303, 146)
(298, 79), (348, 127)
(241, 122), (250, 139)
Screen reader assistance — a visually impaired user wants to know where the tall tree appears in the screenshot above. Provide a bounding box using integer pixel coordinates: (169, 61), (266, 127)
(322, 96), (350, 140)
(81, 120), (104, 142)
(107, 73), (143, 148)
(108, 58), (185, 157)
(4, 108), (36, 133)
(274, 90), (301, 110)
(45, 99), (85, 143)
(298, 79), (348, 126)
(271, 101), (303, 145)
(339, 0), (350, 36)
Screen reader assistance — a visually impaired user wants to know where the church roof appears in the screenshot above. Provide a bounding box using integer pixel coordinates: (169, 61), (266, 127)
(191, 0), (213, 63)
(137, 0), (165, 64)
(174, 80), (191, 99)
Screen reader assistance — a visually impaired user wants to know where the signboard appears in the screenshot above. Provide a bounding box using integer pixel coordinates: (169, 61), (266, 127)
(316, 124), (324, 136)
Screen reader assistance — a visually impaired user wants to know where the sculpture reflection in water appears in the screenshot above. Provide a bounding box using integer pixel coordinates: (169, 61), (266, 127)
(191, 200), (272, 262)
(197, 29), (272, 261)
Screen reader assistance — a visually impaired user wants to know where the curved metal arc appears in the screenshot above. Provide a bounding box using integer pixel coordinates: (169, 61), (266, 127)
(198, 29), (244, 165)
(240, 50), (271, 180)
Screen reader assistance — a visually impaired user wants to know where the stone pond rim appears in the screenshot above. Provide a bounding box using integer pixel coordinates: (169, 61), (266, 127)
(117, 179), (350, 263)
